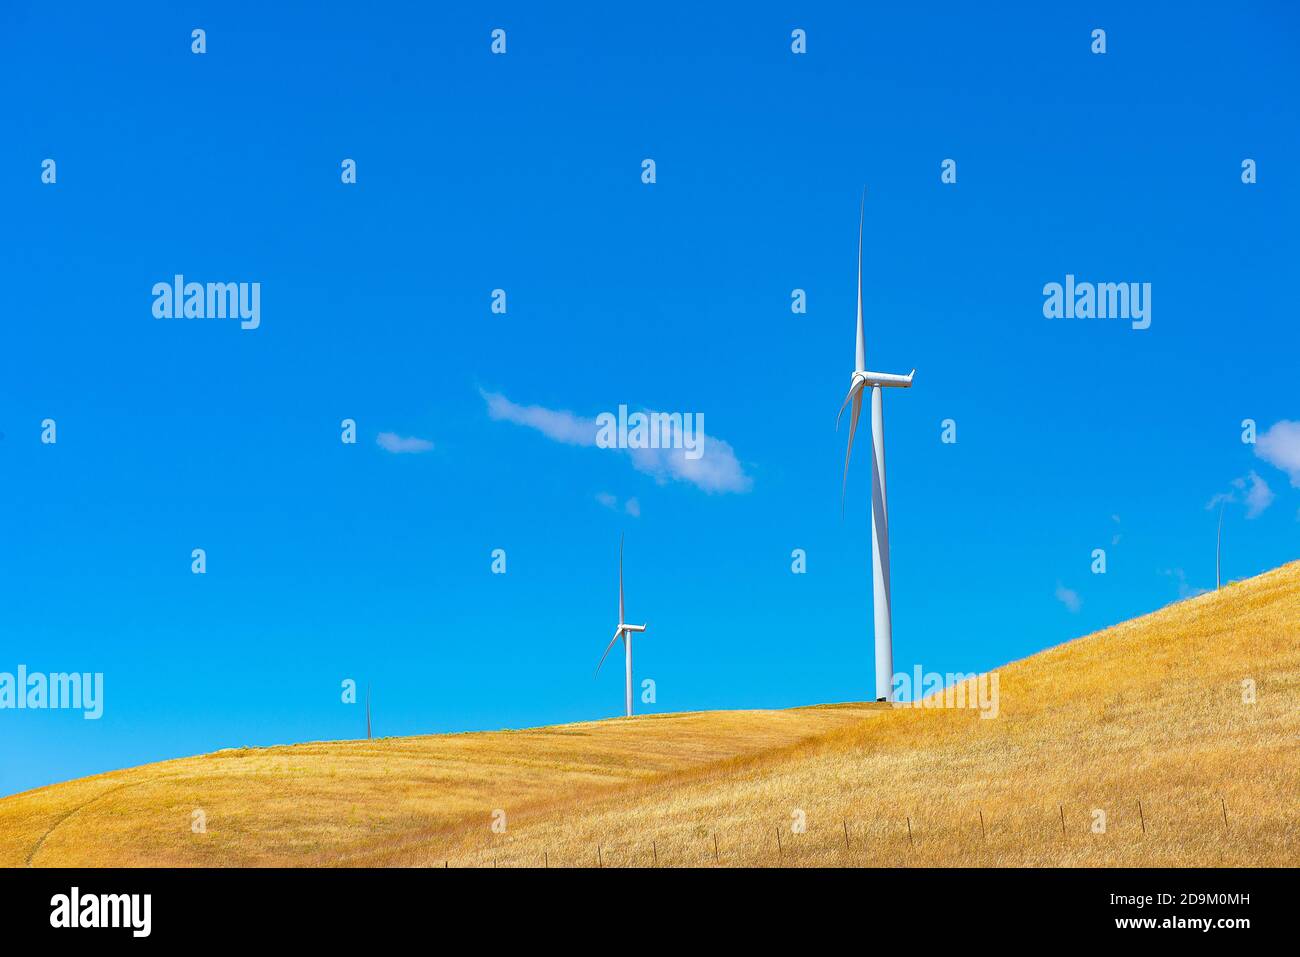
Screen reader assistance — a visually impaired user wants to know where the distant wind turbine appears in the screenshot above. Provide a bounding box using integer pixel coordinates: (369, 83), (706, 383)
(595, 534), (648, 717)
(837, 188), (915, 703)
(366, 683), (372, 740)
(1216, 502), (1225, 591)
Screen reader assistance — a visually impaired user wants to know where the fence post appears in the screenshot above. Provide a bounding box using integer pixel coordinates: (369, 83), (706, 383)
(1137, 800), (1146, 834)
(1059, 805), (1066, 837)
(906, 817), (914, 850)
(1221, 798), (1228, 832)
(979, 809), (986, 840)
(652, 841), (658, 867)
(713, 834), (719, 864)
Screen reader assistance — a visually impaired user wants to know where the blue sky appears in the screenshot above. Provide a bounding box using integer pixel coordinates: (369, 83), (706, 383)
(2, 2), (1297, 796)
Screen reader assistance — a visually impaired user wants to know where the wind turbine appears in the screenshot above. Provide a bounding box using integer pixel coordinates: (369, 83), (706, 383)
(366, 683), (372, 740)
(595, 534), (647, 717)
(1216, 502), (1225, 591)
(838, 188), (915, 703)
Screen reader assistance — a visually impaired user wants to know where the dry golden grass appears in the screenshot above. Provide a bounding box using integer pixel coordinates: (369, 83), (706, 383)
(3, 561), (1297, 867)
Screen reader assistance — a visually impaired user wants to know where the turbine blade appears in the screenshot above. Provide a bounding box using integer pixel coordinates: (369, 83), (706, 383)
(836, 378), (864, 431)
(619, 533), (625, 625)
(595, 628), (623, 676)
(840, 386), (863, 511)
(855, 187), (866, 374)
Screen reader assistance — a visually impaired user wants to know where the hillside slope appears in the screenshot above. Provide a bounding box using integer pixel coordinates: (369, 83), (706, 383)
(3, 561), (1297, 867)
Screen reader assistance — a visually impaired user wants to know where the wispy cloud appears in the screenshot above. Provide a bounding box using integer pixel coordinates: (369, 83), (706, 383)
(482, 391), (598, 446)
(482, 389), (752, 494)
(376, 432), (434, 454)
(1054, 582), (1082, 613)
(1255, 419), (1300, 487)
(626, 437), (751, 493)
(1207, 470), (1275, 519)
(596, 491), (642, 517)
(1241, 470), (1275, 518)
(1162, 567), (1209, 600)
(1206, 490), (1235, 510)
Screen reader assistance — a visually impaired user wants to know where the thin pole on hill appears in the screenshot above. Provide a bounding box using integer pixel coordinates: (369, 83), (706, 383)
(652, 841), (657, 867)
(597, 846), (603, 868)
(544, 851), (548, 868)
(979, 809), (986, 840)
(776, 827), (783, 859)
(1217, 502), (1225, 590)
(906, 817), (914, 850)
(1059, 805), (1066, 837)
(713, 834), (719, 864)
(1138, 800), (1146, 834)
(1221, 799), (1229, 832)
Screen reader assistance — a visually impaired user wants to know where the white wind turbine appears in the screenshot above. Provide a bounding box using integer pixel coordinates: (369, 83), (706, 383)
(595, 534), (648, 717)
(838, 188), (915, 703)
(1216, 501), (1225, 590)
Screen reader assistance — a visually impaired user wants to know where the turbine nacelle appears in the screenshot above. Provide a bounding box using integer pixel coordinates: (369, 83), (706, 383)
(619, 623), (647, 633)
(855, 369), (915, 389)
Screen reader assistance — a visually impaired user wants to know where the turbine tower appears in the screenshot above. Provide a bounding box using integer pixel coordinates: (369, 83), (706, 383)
(1216, 502), (1225, 590)
(596, 534), (648, 717)
(838, 188), (915, 703)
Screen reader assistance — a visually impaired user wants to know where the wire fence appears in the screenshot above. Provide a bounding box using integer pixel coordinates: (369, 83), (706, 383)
(444, 796), (1244, 868)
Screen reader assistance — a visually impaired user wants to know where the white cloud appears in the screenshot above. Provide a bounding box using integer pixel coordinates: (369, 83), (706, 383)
(482, 389), (752, 494)
(1054, 582), (1082, 613)
(1240, 470), (1275, 518)
(1161, 567), (1209, 600)
(627, 437), (751, 493)
(482, 391), (598, 446)
(1255, 419), (1300, 487)
(376, 432), (433, 454)
(596, 491), (643, 517)
(1207, 470), (1275, 519)
(1206, 490), (1235, 510)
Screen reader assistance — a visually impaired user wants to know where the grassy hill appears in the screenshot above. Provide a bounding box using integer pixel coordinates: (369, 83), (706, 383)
(3, 561), (1297, 867)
